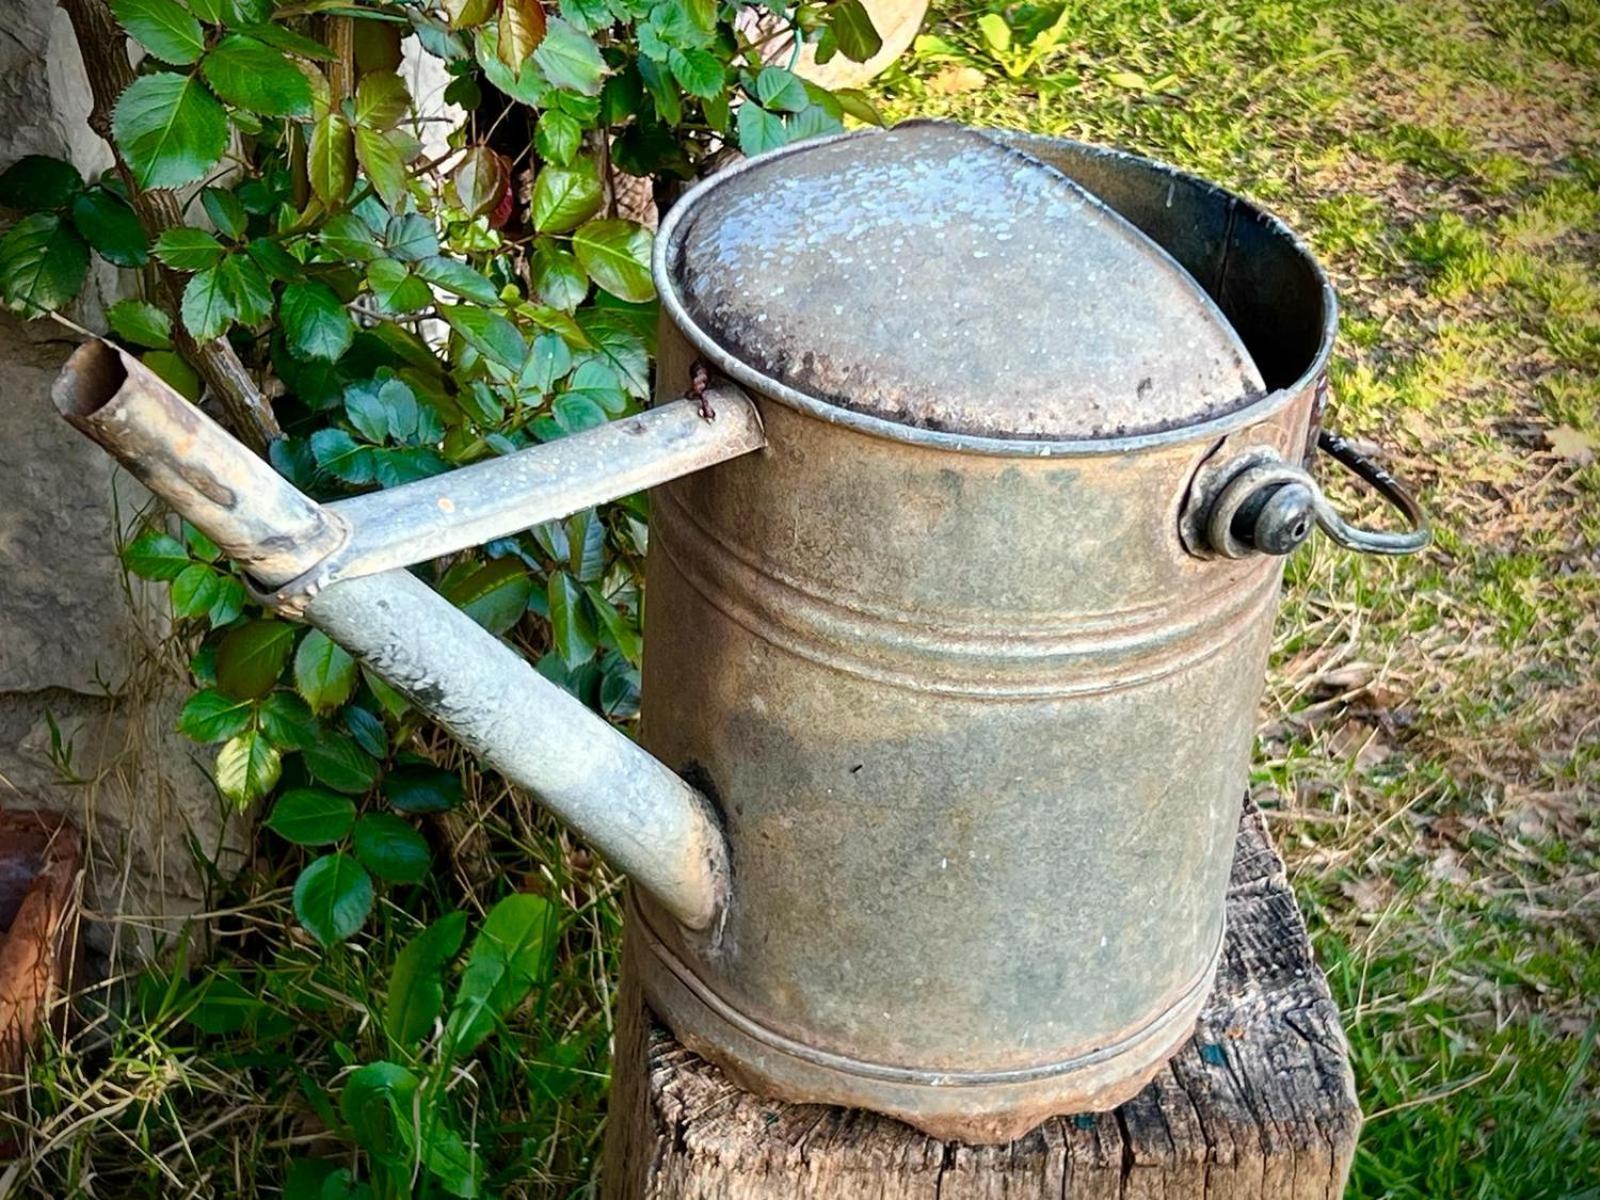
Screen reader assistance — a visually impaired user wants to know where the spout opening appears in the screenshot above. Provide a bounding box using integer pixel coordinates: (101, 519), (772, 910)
(53, 340), (130, 426)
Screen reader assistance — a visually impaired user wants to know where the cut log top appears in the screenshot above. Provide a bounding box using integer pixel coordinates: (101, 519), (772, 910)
(604, 799), (1361, 1199)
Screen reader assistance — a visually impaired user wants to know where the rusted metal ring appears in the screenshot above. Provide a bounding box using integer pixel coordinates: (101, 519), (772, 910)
(240, 510), (353, 619)
(1312, 429), (1431, 556)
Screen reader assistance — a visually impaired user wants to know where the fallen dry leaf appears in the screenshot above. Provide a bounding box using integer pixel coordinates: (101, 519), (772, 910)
(928, 66), (988, 95)
(1545, 425), (1598, 465)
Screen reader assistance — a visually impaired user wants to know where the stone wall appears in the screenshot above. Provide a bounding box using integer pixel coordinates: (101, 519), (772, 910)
(0, 3), (247, 963)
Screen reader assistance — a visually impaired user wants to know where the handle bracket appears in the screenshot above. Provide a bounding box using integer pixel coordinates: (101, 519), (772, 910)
(1191, 430), (1430, 559)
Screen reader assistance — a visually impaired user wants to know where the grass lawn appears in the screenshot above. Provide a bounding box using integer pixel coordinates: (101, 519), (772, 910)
(876, 0), (1600, 1195)
(4, 1), (1596, 1197)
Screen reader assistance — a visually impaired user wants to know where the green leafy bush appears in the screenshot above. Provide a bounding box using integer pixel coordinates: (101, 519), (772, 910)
(1, 0), (884, 1191)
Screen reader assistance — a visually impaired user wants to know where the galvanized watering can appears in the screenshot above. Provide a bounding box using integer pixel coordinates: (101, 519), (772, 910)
(54, 121), (1426, 1142)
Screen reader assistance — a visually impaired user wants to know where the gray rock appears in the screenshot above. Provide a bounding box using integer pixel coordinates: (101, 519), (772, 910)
(0, 2), (249, 963)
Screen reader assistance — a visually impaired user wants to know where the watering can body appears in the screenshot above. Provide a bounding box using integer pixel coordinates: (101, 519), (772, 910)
(52, 123), (1426, 1145)
(625, 129), (1331, 1138)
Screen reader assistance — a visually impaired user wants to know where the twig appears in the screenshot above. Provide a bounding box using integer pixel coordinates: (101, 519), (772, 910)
(56, 0), (282, 453)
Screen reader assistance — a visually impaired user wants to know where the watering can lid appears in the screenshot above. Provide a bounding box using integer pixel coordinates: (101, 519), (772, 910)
(659, 121), (1267, 443)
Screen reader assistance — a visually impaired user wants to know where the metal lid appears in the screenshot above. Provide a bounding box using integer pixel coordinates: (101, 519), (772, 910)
(661, 121), (1266, 442)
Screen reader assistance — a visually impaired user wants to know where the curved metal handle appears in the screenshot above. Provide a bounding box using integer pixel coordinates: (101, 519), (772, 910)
(1204, 431), (1430, 558)
(1310, 430), (1430, 555)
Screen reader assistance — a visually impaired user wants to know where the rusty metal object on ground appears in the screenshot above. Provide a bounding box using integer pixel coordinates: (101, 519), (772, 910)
(51, 120), (1427, 1143)
(0, 810), (81, 1074)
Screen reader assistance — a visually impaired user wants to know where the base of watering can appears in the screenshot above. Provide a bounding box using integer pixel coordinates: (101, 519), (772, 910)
(624, 909), (1222, 1144)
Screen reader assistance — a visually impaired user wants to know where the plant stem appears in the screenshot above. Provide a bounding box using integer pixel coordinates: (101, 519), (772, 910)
(57, 0), (282, 453)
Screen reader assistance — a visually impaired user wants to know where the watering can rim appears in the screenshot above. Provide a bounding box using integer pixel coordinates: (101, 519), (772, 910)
(654, 120), (1339, 460)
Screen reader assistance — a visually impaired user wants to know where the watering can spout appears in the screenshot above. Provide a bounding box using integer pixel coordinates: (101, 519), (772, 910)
(53, 339), (761, 931)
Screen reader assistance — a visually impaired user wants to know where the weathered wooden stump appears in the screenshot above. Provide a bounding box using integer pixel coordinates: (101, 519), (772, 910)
(603, 800), (1360, 1199)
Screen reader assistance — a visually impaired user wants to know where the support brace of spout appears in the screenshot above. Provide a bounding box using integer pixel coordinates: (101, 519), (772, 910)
(54, 340), (756, 931)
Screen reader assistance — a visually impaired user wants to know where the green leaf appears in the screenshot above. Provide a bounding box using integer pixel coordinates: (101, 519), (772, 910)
(339, 1060), (417, 1162)
(200, 186), (247, 239)
(208, 574), (247, 627)
(415, 256), (498, 306)
(441, 558), (533, 635)
(382, 766), (461, 814)
(736, 102), (787, 157)
(384, 213), (438, 262)
(343, 705), (388, 759)
(364, 669), (410, 720)
(497, 0), (547, 69)
(202, 34), (315, 117)
(830, 87), (885, 126)
(181, 265), (238, 339)
(474, 25), (551, 104)
(443, 0), (496, 29)
(294, 629), (357, 713)
(219, 254), (272, 325)
(827, 0), (883, 62)
(546, 570), (595, 669)
(223, 0), (272, 22)
(755, 66), (809, 113)
(310, 428), (377, 485)
(69, 189), (148, 267)
(530, 158), (602, 234)
(246, 236), (299, 280)
(215, 729), (282, 805)
(414, 1117), (478, 1198)
(354, 126), (408, 209)
(440, 304), (525, 370)
(216, 619), (296, 699)
(451, 147), (507, 219)
(445, 892), (556, 1055)
(366, 258), (431, 314)
(352, 813), (430, 883)
(258, 690), (318, 748)
(353, 72), (410, 130)
(0, 214), (87, 316)
(108, 299), (174, 349)
(111, 0), (206, 65)
(586, 585), (640, 663)
(281, 280), (354, 362)
(0, 156), (83, 211)
(113, 71), (229, 189)
(531, 239), (587, 312)
(308, 113), (355, 207)
(124, 529), (190, 580)
(534, 109), (582, 167)
(292, 853), (374, 945)
(977, 12), (1011, 54)
(531, 18), (607, 96)
(142, 349), (202, 400)
(154, 227), (226, 271)
(386, 910), (467, 1047)
(320, 210), (380, 261)
(266, 788), (357, 845)
(347, 377), (420, 443)
(177, 687), (254, 742)
(303, 728), (379, 794)
(571, 218), (654, 303)
(667, 47), (723, 99)
(238, 21), (336, 61)
(171, 562), (223, 617)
